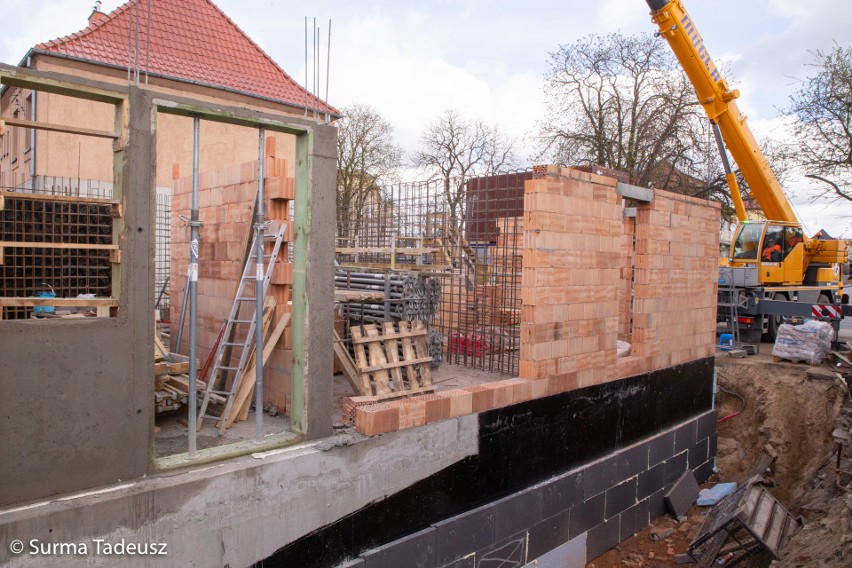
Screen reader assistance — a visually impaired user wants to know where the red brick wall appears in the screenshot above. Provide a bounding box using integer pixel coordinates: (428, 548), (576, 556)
(519, 166), (720, 387)
(170, 143), (295, 409)
(349, 166), (721, 437)
(519, 166), (622, 389)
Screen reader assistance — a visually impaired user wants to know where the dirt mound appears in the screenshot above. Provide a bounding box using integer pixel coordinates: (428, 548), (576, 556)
(715, 355), (845, 506)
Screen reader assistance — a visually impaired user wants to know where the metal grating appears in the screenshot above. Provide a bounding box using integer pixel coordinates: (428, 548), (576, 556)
(155, 190), (171, 312)
(1, 193), (113, 320)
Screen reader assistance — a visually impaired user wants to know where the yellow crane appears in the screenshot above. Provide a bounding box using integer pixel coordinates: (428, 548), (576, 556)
(644, 0), (849, 341)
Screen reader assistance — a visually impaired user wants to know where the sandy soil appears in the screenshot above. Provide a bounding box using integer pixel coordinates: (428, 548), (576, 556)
(590, 349), (850, 567)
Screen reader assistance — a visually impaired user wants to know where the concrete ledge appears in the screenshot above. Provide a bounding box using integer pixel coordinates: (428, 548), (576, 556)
(0, 416), (478, 568)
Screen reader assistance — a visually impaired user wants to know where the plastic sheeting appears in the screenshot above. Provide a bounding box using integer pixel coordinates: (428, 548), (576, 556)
(771, 320), (834, 364)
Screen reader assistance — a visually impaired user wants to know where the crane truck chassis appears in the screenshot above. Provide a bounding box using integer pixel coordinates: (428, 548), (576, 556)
(644, 0), (850, 346)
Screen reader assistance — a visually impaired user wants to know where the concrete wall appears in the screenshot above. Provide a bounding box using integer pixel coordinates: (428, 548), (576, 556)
(269, 356), (716, 567)
(0, 416), (478, 568)
(0, 65), (338, 504)
(0, 86), (153, 507)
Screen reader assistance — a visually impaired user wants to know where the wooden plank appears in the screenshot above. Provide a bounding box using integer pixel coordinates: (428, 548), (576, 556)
(333, 329), (364, 395)
(351, 328), (427, 344)
(0, 191), (117, 205)
(224, 312), (290, 428)
(336, 246), (440, 255)
(763, 502), (783, 552)
(0, 241), (117, 251)
(411, 320), (433, 386)
(382, 321), (405, 390)
(360, 357), (433, 374)
(336, 262), (453, 272)
(0, 116), (118, 139)
(154, 318), (168, 362)
(334, 289), (385, 303)
(398, 320), (420, 389)
(153, 361), (190, 375)
(224, 310), (270, 427)
(831, 350), (852, 368)
(364, 324), (391, 395)
(350, 326), (373, 395)
(0, 297), (117, 307)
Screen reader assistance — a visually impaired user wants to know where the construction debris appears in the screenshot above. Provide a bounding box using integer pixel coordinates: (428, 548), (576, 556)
(687, 476), (801, 567)
(697, 482), (737, 507)
(665, 471), (700, 519)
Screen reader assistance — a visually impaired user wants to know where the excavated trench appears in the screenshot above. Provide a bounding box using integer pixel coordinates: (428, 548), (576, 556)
(592, 352), (849, 567)
(714, 355), (844, 506)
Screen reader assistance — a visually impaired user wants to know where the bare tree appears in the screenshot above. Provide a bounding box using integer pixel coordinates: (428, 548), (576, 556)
(787, 44), (852, 202)
(538, 32), (791, 222)
(414, 109), (517, 220)
(337, 104), (403, 238)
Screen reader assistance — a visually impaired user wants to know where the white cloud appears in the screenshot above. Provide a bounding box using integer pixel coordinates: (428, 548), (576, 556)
(309, 11), (546, 162)
(597, 0), (650, 31)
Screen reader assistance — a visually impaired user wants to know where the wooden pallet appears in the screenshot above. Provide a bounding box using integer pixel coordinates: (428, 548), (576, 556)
(349, 320), (433, 396)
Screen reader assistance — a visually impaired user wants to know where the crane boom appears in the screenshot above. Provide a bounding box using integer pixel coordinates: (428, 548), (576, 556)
(644, 0), (797, 223)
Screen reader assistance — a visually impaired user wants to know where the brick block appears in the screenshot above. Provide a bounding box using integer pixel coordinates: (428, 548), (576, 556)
(270, 261), (292, 285)
(445, 389), (473, 417)
(355, 403), (400, 436)
(266, 176), (295, 200)
(398, 399), (427, 429)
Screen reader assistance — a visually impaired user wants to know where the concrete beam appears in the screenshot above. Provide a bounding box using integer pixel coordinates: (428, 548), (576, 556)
(616, 182), (654, 203)
(153, 93), (328, 134)
(0, 62), (127, 104)
(0, 417), (478, 568)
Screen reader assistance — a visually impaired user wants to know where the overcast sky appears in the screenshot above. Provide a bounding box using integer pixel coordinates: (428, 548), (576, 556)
(1, 0), (849, 236)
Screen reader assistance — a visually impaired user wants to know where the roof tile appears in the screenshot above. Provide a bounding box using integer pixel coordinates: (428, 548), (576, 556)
(33, 0), (335, 114)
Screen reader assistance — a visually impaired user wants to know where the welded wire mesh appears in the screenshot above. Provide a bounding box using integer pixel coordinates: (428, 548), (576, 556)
(155, 190), (171, 312)
(0, 191), (114, 320)
(335, 171), (529, 376)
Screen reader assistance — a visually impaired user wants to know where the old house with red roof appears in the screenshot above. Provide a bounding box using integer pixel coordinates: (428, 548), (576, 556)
(0, 0), (336, 191)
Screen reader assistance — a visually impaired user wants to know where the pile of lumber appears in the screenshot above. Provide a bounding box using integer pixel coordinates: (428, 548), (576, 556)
(153, 319), (207, 414)
(154, 358), (217, 414)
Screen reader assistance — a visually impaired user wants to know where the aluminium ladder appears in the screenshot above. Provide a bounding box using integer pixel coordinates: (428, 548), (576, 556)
(197, 222), (286, 429)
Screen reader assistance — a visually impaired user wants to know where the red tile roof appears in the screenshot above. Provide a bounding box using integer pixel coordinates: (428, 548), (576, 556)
(33, 0), (336, 115)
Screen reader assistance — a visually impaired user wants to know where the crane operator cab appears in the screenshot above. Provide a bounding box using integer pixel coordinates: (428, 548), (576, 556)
(729, 221), (804, 285)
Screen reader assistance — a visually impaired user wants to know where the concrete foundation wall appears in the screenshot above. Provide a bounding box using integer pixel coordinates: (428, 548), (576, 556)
(0, 416), (478, 568)
(0, 87), (153, 507)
